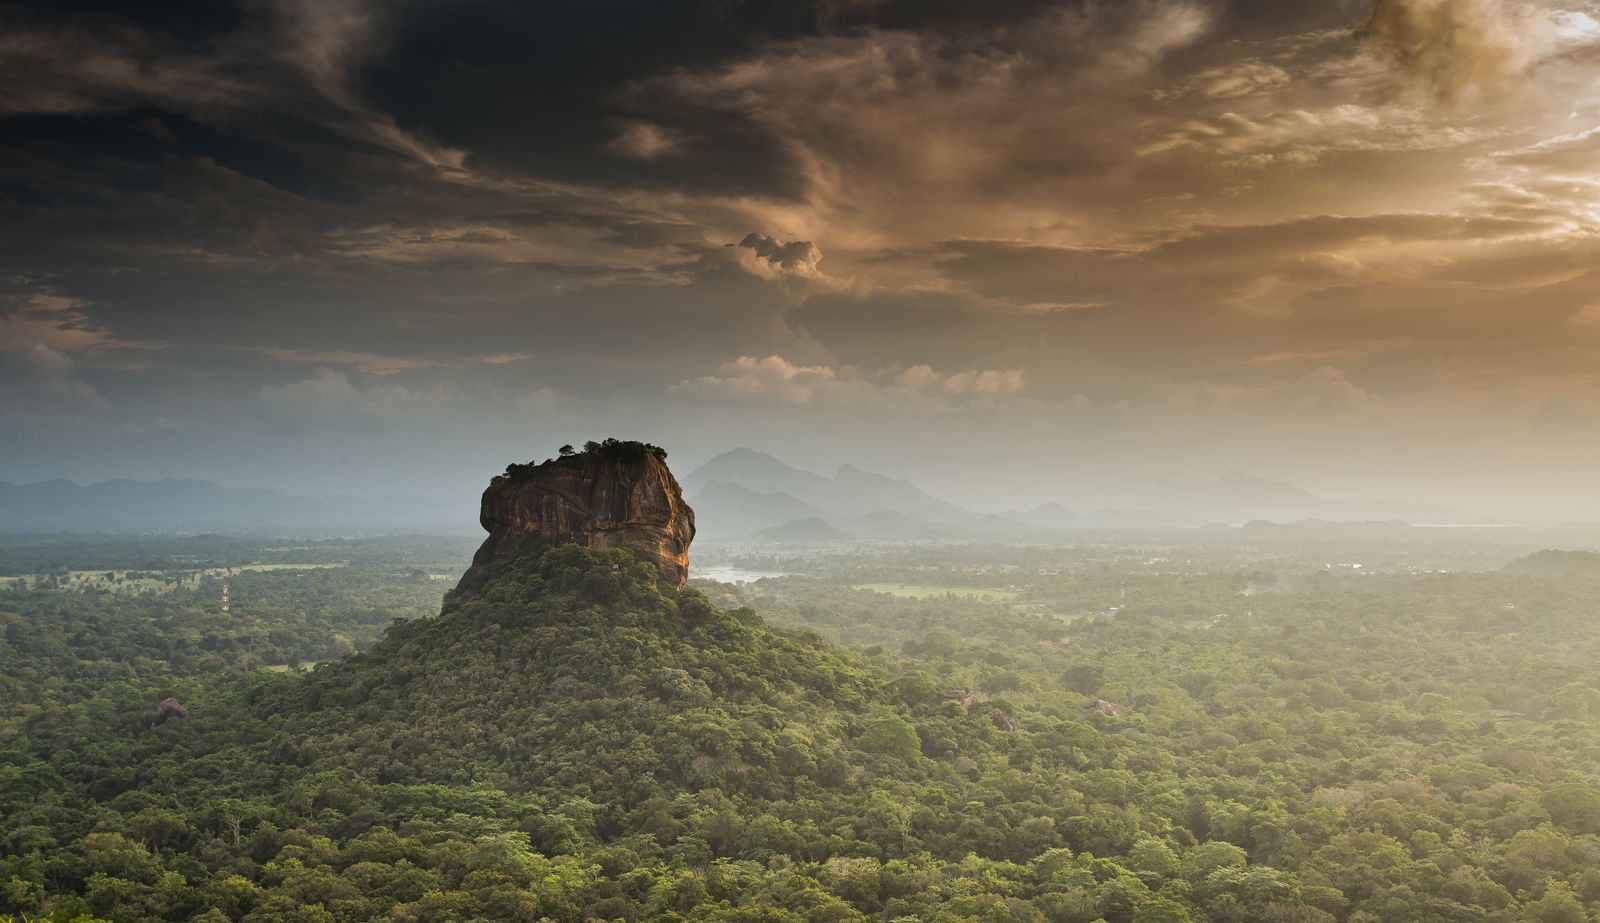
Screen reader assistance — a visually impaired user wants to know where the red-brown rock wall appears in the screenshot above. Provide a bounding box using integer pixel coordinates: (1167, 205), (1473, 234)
(460, 448), (695, 589)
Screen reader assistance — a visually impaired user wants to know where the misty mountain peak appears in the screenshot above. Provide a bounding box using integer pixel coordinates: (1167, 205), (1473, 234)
(1218, 469), (1272, 486)
(685, 449), (961, 538)
(834, 463), (902, 483)
(1143, 469), (1461, 524)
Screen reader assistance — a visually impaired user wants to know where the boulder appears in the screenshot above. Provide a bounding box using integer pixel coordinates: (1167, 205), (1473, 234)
(153, 697), (188, 725)
(1083, 698), (1121, 717)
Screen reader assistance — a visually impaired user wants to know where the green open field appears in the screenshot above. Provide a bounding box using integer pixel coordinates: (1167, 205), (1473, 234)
(853, 583), (1021, 601)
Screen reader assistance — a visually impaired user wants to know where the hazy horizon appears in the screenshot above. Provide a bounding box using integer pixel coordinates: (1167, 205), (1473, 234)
(5, 0), (1600, 518)
(7, 444), (1598, 526)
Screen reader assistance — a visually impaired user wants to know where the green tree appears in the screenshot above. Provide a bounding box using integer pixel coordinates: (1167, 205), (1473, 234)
(1133, 897), (1195, 923)
(1541, 782), (1600, 835)
(1525, 882), (1586, 923)
(858, 716), (921, 763)
(1180, 842), (1247, 882)
(1129, 838), (1180, 879)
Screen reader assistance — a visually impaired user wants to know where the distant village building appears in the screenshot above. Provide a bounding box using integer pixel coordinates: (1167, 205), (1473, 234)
(221, 582), (230, 613)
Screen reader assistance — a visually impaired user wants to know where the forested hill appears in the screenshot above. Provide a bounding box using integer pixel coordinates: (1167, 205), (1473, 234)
(254, 541), (881, 801)
(1505, 549), (1600, 578)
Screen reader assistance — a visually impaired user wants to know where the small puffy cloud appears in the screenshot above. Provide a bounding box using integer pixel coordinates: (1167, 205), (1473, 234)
(671, 355), (1024, 409)
(900, 365), (1025, 397)
(257, 368), (447, 429)
(0, 343), (110, 418)
(674, 355), (845, 404)
(738, 233), (824, 276)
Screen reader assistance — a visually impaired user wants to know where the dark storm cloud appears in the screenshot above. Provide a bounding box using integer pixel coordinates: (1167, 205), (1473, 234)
(0, 0), (1328, 200)
(336, 0), (1180, 199)
(5, 0), (246, 44)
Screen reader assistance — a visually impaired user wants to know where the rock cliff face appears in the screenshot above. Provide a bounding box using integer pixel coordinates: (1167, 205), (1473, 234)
(459, 445), (696, 590)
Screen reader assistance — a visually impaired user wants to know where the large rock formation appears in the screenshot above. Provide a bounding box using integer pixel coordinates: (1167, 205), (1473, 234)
(460, 441), (696, 590)
(152, 697), (187, 726)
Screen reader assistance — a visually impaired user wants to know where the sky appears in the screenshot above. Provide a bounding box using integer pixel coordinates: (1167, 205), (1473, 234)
(2, 0), (1599, 516)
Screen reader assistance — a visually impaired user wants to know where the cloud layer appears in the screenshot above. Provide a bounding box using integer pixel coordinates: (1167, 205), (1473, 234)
(3, 0), (1600, 510)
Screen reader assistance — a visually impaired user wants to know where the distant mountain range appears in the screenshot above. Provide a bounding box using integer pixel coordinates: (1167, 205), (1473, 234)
(1139, 470), (1461, 525)
(682, 449), (972, 540)
(1, 455), (1473, 538)
(683, 449), (1471, 541)
(681, 448), (961, 520)
(0, 478), (467, 533)
(750, 517), (852, 542)
(687, 480), (828, 540)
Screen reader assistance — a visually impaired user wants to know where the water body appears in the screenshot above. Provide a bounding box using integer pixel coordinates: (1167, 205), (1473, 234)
(695, 567), (790, 584)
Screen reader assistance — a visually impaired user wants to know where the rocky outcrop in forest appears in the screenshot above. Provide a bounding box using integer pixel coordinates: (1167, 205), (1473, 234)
(459, 441), (696, 590)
